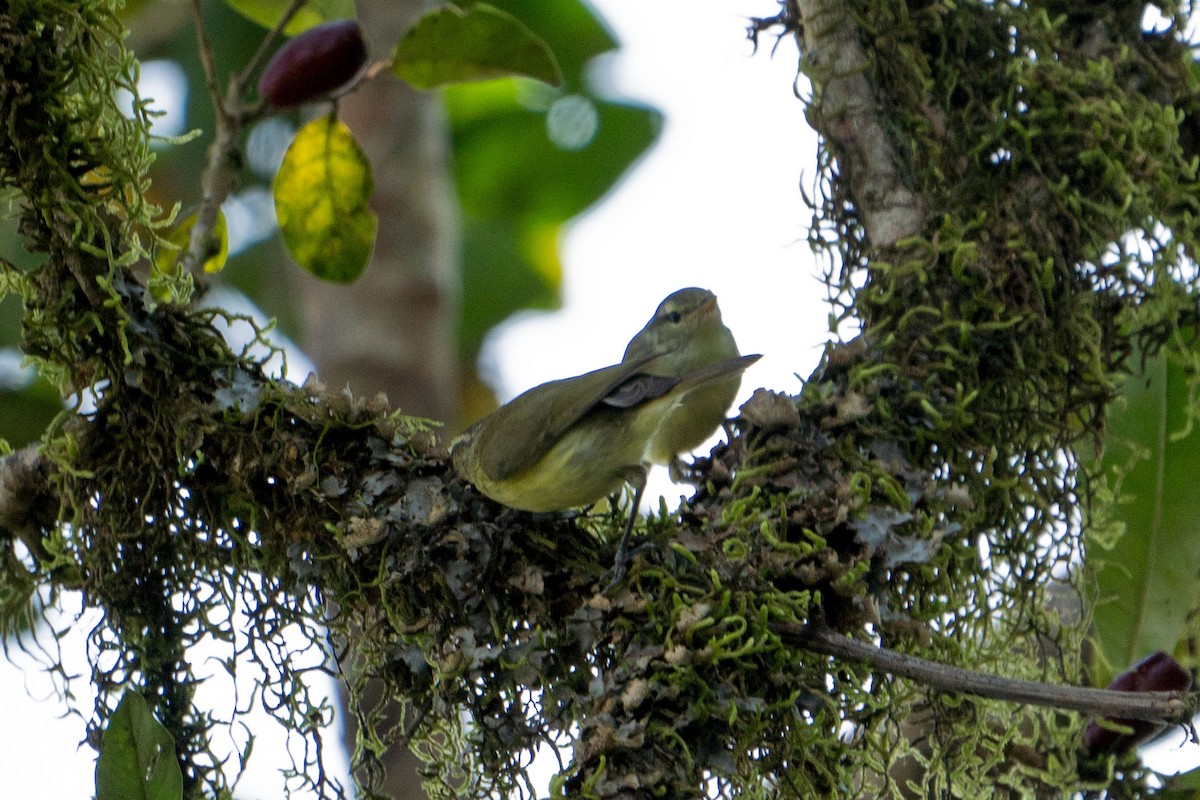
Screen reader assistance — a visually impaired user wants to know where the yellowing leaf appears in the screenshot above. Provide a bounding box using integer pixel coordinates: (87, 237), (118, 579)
(155, 209), (229, 276)
(223, 0), (355, 35)
(273, 114), (376, 283)
(393, 3), (562, 89)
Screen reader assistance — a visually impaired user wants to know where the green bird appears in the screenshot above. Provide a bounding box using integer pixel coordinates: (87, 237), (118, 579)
(451, 288), (758, 584)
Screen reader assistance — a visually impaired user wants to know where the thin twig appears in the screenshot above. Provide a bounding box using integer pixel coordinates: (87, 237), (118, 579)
(179, 0), (306, 278)
(776, 621), (1194, 723)
(189, 0), (225, 118)
(181, 0), (234, 277)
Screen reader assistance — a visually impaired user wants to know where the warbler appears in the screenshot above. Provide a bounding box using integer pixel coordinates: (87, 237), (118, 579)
(450, 288), (758, 584)
(450, 352), (758, 513)
(622, 287), (744, 480)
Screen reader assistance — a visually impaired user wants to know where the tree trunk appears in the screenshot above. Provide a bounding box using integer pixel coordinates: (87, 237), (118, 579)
(297, 2), (460, 797)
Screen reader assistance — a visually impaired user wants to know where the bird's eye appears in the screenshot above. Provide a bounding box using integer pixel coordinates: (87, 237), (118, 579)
(666, 311), (683, 323)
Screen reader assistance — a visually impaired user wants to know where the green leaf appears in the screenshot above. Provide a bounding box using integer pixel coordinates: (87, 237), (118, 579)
(475, 0), (615, 81)
(273, 114), (377, 283)
(95, 690), (183, 800)
(459, 218), (559, 359)
(393, 3), (562, 89)
(222, 0), (355, 35)
(1089, 344), (1200, 680)
(452, 99), (660, 221)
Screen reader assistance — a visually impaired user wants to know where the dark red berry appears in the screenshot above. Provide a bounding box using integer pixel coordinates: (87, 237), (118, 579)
(1083, 714), (1158, 756)
(1136, 651), (1193, 693)
(1083, 651), (1192, 756)
(258, 20), (368, 108)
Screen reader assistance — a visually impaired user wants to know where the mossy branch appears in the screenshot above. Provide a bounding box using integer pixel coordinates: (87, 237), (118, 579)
(794, 0), (928, 247)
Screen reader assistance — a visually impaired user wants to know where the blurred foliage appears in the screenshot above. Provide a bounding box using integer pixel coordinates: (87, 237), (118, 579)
(0, 373), (63, 449)
(452, 89), (659, 359)
(392, 3), (563, 89)
(223, 0), (354, 35)
(447, 0), (661, 364)
(0, 258), (56, 447)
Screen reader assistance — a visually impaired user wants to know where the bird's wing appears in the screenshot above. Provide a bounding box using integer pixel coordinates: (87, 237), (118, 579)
(475, 353), (762, 481)
(476, 355), (660, 481)
(602, 373), (679, 408)
(604, 353), (762, 408)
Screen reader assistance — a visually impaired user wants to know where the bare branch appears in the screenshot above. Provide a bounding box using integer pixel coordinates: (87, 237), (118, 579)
(778, 622), (1194, 723)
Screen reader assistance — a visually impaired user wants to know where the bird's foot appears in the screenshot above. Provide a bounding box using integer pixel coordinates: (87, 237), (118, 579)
(668, 456), (705, 485)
